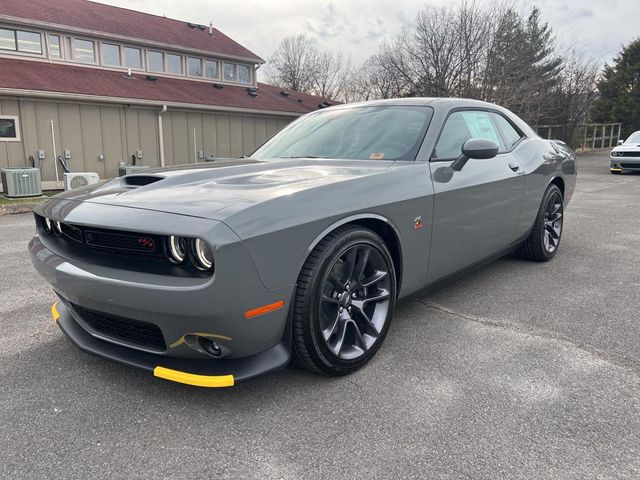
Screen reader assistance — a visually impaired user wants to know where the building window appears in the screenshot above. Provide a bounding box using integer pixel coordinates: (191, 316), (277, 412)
(0, 115), (21, 142)
(49, 35), (62, 59)
(0, 29), (15, 51)
(0, 29), (42, 54)
(204, 60), (218, 79)
(147, 50), (164, 72)
(16, 31), (42, 54)
(72, 38), (95, 63)
(238, 64), (252, 84)
(102, 43), (121, 66)
(124, 47), (142, 69)
(167, 53), (183, 74)
(188, 57), (202, 77)
(223, 62), (236, 81)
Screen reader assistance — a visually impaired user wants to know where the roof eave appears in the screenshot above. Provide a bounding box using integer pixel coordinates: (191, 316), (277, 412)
(0, 87), (301, 116)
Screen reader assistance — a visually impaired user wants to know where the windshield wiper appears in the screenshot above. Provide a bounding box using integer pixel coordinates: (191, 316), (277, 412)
(279, 155), (327, 159)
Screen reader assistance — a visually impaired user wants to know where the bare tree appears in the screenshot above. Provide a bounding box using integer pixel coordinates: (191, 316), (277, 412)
(267, 35), (319, 93)
(312, 50), (352, 99)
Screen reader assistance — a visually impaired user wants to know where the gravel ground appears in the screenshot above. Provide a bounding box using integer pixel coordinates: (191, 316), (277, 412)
(1, 150), (639, 479)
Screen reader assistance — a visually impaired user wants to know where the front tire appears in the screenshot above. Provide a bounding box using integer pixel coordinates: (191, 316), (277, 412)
(611, 170), (621, 175)
(516, 184), (564, 262)
(291, 226), (396, 376)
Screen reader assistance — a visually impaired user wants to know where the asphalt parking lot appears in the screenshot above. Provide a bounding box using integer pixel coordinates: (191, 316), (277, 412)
(1, 150), (639, 479)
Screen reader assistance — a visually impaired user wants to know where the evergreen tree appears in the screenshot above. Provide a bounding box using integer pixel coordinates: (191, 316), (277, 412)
(591, 39), (640, 138)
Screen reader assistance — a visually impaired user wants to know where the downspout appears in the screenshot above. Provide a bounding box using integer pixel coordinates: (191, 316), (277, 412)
(157, 104), (167, 168)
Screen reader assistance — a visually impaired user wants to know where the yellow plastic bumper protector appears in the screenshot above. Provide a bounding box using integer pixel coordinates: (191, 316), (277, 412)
(51, 302), (60, 322)
(610, 167), (623, 171)
(153, 366), (234, 388)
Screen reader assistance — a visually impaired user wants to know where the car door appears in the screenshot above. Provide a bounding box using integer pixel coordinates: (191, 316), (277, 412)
(427, 109), (525, 283)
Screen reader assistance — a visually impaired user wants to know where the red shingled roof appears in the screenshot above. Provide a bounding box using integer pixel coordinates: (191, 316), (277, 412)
(0, 0), (263, 62)
(0, 58), (334, 115)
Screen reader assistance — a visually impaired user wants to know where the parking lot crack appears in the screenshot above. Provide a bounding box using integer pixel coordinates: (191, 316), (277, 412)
(415, 299), (640, 375)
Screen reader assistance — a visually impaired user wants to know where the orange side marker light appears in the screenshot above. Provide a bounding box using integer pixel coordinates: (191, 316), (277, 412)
(244, 300), (285, 319)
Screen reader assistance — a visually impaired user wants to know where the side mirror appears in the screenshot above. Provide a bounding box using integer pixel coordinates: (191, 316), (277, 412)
(450, 138), (499, 171)
(618, 140), (624, 146)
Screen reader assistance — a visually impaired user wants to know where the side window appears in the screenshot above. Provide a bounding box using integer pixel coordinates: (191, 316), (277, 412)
(491, 113), (523, 151)
(433, 110), (505, 159)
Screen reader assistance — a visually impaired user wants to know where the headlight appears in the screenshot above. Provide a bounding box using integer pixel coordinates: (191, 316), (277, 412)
(167, 236), (187, 263)
(192, 238), (214, 271)
(52, 221), (62, 235)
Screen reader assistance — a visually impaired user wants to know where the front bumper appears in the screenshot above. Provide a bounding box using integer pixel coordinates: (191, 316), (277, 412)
(610, 157), (640, 172)
(30, 200), (296, 387)
(52, 301), (290, 386)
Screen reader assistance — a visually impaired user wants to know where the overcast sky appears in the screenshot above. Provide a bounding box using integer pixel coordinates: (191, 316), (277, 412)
(99, 0), (636, 68)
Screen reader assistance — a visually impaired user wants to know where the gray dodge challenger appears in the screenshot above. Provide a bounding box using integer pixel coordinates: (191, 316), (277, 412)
(29, 98), (576, 388)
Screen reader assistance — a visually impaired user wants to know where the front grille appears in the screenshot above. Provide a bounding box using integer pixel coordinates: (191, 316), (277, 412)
(621, 163), (640, 169)
(70, 302), (166, 351)
(84, 229), (165, 258)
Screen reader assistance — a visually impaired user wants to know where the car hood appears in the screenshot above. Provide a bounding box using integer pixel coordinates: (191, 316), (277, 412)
(612, 144), (640, 153)
(52, 159), (397, 220)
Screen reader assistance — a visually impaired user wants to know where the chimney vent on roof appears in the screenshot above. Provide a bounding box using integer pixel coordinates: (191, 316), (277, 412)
(280, 91), (290, 97)
(209, 21), (214, 35)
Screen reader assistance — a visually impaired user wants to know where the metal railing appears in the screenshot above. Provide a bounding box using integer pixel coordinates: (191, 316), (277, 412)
(535, 123), (622, 150)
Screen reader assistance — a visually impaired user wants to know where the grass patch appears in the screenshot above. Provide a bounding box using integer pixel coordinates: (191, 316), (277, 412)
(0, 190), (61, 205)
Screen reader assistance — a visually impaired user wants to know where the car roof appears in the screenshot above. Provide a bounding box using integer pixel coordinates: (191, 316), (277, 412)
(330, 97), (505, 110)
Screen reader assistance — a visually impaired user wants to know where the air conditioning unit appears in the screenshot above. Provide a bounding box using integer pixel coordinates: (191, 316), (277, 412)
(63, 172), (100, 191)
(118, 165), (150, 176)
(1, 167), (42, 198)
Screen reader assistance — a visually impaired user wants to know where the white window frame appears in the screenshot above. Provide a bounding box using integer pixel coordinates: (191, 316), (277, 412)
(69, 37), (97, 64)
(237, 64), (252, 85)
(147, 50), (164, 73)
(0, 115), (21, 142)
(204, 59), (219, 80)
(187, 56), (202, 77)
(101, 42), (122, 67)
(15, 29), (43, 55)
(47, 33), (63, 60)
(0, 26), (45, 58)
(123, 45), (144, 70)
(166, 53), (183, 75)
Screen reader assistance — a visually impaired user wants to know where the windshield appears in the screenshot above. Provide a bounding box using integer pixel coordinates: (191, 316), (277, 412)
(252, 106), (433, 161)
(624, 132), (640, 144)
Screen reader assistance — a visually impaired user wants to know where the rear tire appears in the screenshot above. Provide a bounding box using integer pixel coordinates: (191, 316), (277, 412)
(611, 170), (621, 175)
(291, 226), (396, 376)
(516, 184), (563, 262)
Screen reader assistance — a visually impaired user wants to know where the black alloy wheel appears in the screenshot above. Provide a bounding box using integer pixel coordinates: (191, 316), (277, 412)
(292, 226), (396, 375)
(542, 190), (563, 254)
(516, 184), (564, 262)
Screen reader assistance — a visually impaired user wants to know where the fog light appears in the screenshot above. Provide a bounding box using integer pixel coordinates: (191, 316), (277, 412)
(198, 336), (222, 357)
